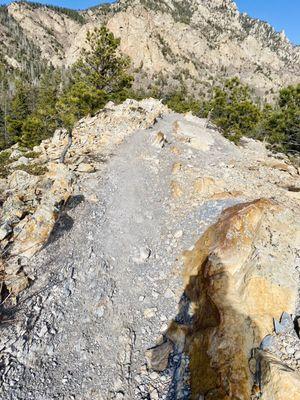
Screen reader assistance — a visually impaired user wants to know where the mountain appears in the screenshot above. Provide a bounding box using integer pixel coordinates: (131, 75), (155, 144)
(1, 0), (299, 97)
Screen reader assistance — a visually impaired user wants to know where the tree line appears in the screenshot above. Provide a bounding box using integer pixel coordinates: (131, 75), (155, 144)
(163, 79), (300, 154)
(0, 27), (133, 151)
(0, 26), (299, 156)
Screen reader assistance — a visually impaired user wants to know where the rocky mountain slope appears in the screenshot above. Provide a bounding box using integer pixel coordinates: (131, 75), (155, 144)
(1, 0), (300, 96)
(0, 98), (300, 399)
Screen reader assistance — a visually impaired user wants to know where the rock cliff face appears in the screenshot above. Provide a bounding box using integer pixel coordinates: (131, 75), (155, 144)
(0, 98), (300, 399)
(2, 0), (300, 96)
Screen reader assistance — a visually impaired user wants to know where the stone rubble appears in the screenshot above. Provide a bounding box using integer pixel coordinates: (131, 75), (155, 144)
(0, 99), (299, 400)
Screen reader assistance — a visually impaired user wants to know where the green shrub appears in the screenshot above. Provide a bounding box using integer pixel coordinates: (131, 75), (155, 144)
(15, 163), (48, 176)
(163, 90), (205, 115)
(207, 78), (261, 143)
(0, 150), (11, 178)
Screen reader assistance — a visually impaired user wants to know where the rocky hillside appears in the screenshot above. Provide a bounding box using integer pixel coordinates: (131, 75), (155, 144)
(0, 98), (300, 399)
(1, 0), (300, 96)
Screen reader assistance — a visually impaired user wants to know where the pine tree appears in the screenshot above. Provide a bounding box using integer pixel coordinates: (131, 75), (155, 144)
(21, 69), (60, 147)
(58, 27), (133, 130)
(208, 78), (261, 142)
(56, 81), (108, 130)
(0, 59), (9, 149)
(6, 79), (32, 144)
(72, 26), (133, 95)
(260, 84), (300, 153)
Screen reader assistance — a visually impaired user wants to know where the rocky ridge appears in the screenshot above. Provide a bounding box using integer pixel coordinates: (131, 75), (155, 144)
(2, 0), (300, 96)
(0, 98), (300, 399)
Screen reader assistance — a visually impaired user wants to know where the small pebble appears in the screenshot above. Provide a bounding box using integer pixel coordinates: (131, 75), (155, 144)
(144, 308), (157, 319)
(174, 230), (183, 239)
(149, 372), (159, 380)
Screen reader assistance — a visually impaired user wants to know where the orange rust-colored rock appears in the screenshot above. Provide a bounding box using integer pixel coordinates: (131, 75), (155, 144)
(177, 199), (299, 400)
(171, 180), (183, 199)
(172, 162), (183, 174)
(193, 177), (224, 198)
(170, 146), (181, 155)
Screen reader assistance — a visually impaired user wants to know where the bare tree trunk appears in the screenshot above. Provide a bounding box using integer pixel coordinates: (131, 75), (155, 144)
(60, 129), (73, 164)
(205, 108), (214, 129)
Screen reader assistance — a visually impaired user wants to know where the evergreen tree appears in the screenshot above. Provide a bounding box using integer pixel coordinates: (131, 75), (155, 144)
(207, 78), (261, 142)
(21, 69), (60, 147)
(260, 84), (300, 153)
(58, 27), (133, 130)
(6, 79), (32, 143)
(0, 59), (9, 149)
(72, 26), (133, 95)
(56, 81), (107, 130)
(164, 89), (203, 115)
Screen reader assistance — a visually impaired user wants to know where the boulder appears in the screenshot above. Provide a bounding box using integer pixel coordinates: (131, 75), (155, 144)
(9, 149), (22, 159)
(261, 158), (296, 175)
(0, 222), (12, 241)
(193, 176), (222, 196)
(10, 163), (74, 258)
(177, 199), (299, 399)
(5, 272), (29, 296)
(174, 120), (215, 152)
(10, 156), (30, 168)
(76, 163), (95, 173)
(260, 355), (300, 400)
(2, 195), (26, 223)
(145, 340), (173, 372)
(7, 170), (40, 194)
(51, 128), (68, 146)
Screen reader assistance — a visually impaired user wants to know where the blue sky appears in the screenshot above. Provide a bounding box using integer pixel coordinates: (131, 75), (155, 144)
(0, 0), (299, 44)
(235, 0), (299, 44)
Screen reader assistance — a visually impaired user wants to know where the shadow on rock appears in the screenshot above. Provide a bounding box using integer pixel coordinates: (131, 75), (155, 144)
(148, 199), (300, 399)
(45, 214), (74, 246)
(65, 194), (85, 211)
(44, 195), (85, 246)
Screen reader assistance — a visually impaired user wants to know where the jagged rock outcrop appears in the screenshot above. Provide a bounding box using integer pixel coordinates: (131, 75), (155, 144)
(2, 0), (300, 96)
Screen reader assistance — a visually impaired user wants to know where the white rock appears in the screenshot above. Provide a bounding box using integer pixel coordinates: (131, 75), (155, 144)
(10, 156), (30, 167)
(150, 389), (159, 400)
(144, 308), (157, 319)
(160, 324), (169, 333)
(295, 351), (300, 360)
(133, 247), (151, 263)
(174, 230), (183, 239)
(164, 288), (174, 299)
(150, 371), (159, 380)
(9, 149), (22, 159)
(37, 325), (48, 338)
(76, 163), (95, 173)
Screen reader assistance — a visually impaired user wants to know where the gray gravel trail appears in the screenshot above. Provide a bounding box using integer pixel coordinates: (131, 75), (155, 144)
(0, 114), (244, 400)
